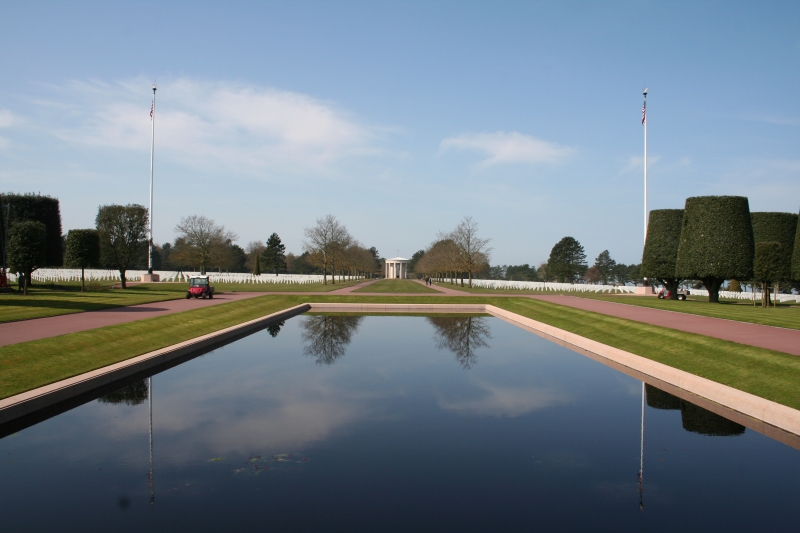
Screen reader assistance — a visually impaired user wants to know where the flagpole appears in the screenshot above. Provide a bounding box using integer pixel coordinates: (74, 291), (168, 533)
(148, 84), (156, 274)
(643, 88), (648, 245)
(148, 375), (154, 505)
(638, 381), (645, 511)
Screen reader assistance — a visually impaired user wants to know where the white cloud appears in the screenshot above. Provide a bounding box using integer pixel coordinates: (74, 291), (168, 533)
(33, 78), (377, 176)
(440, 131), (573, 168)
(438, 382), (570, 417)
(0, 109), (15, 128)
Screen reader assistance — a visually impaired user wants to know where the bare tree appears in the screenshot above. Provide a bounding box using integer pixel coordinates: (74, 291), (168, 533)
(329, 231), (353, 283)
(303, 214), (349, 285)
(301, 315), (364, 365)
(416, 238), (460, 282)
(427, 316), (491, 369)
(449, 217), (492, 288)
(172, 215), (238, 274)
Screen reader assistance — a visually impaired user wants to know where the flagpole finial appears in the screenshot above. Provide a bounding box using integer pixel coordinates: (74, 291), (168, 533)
(643, 88), (648, 96)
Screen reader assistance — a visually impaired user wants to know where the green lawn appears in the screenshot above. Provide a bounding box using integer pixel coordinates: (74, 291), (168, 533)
(3, 294), (800, 412)
(435, 283), (800, 330)
(0, 280), (362, 323)
(0, 286), (185, 323)
(354, 279), (439, 293)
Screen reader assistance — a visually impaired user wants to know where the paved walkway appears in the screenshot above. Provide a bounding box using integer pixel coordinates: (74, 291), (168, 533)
(0, 292), (268, 348)
(2, 282), (799, 356)
(527, 295), (800, 356)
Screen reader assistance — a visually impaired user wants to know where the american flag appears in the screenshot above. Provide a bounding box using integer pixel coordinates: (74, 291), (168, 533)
(150, 101), (154, 119)
(641, 100), (646, 126)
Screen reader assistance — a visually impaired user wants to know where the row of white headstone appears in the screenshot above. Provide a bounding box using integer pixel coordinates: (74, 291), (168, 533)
(8, 269), (361, 285)
(446, 278), (800, 302)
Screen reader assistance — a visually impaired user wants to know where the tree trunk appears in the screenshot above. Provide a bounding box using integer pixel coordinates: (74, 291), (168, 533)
(23, 270), (29, 295)
(701, 277), (723, 303)
(660, 278), (682, 300)
(119, 269), (127, 289)
(81, 267), (85, 293)
(469, 269), (473, 288)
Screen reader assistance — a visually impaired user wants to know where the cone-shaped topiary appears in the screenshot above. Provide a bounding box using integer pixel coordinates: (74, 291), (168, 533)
(751, 212), (797, 306)
(641, 209), (684, 299)
(675, 196), (754, 303)
(252, 252), (261, 276)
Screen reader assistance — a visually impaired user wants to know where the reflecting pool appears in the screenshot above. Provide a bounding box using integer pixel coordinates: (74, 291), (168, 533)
(1, 315), (799, 532)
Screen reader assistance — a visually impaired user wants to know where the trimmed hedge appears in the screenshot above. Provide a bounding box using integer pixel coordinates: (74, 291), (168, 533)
(680, 401), (745, 436)
(642, 209), (684, 298)
(752, 212), (797, 301)
(754, 242), (787, 286)
(645, 385), (745, 436)
(752, 212), (798, 246)
(0, 193), (63, 267)
(645, 384), (681, 410)
(675, 196), (754, 302)
(642, 209), (684, 278)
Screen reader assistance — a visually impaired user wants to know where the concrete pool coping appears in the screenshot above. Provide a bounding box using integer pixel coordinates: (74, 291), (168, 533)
(2, 302), (800, 449)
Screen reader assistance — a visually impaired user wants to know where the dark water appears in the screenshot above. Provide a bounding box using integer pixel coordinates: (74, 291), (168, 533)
(1, 315), (799, 532)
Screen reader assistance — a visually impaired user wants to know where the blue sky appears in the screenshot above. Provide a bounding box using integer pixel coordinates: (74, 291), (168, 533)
(1, 1), (798, 265)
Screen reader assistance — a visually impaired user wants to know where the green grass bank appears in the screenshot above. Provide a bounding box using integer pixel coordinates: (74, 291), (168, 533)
(2, 295), (800, 413)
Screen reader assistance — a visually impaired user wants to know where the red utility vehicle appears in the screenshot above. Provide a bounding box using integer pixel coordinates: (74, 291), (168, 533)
(186, 276), (215, 299)
(657, 288), (689, 301)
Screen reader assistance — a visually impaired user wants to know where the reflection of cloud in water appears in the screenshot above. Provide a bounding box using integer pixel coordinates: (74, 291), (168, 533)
(147, 374), (372, 460)
(438, 381), (570, 417)
(59, 370), (375, 464)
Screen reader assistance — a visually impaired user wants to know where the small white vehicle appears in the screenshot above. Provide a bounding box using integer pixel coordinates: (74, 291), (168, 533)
(657, 288), (689, 301)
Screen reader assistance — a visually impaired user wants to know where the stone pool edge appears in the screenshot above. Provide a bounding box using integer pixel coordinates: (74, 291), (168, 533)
(484, 304), (800, 439)
(2, 302), (799, 440)
(0, 303), (312, 425)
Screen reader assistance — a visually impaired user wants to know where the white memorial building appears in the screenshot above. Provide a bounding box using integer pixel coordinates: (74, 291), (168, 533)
(384, 257), (410, 279)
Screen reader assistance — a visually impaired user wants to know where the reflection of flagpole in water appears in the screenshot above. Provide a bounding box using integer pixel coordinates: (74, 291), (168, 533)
(638, 381), (645, 510)
(148, 376), (154, 505)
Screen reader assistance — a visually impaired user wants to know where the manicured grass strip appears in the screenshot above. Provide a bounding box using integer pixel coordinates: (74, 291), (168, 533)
(434, 283), (800, 331)
(582, 294), (800, 331)
(213, 280), (363, 293)
(490, 298), (800, 410)
(0, 295), (302, 399)
(354, 279), (439, 293)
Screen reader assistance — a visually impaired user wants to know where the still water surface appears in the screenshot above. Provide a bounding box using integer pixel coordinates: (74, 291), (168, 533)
(1, 315), (799, 532)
